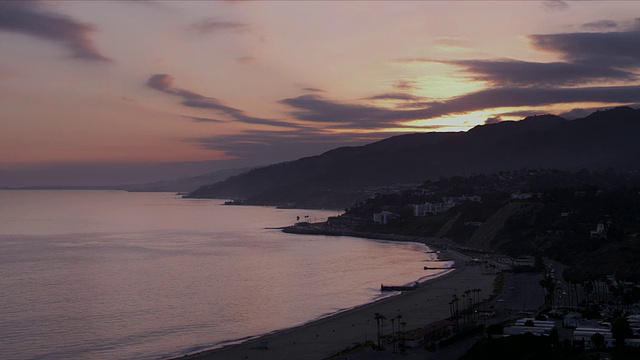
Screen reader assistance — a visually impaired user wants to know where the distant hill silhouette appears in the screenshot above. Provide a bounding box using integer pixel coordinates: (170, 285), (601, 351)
(186, 107), (640, 208)
(120, 167), (251, 193)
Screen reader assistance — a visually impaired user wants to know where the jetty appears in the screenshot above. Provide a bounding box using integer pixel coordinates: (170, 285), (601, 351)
(380, 282), (419, 292)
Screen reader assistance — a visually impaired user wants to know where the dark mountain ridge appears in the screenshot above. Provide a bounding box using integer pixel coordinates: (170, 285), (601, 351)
(187, 107), (640, 208)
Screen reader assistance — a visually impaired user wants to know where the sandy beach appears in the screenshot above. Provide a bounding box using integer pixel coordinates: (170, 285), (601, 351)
(174, 244), (497, 360)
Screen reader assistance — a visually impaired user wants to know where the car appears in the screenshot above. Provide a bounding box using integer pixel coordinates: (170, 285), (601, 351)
(498, 298), (505, 302)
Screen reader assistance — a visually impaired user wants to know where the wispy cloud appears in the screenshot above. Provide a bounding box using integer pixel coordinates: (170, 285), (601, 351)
(280, 94), (406, 129)
(301, 87), (326, 93)
(445, 58), (637, 87)
(392, 80), (418, 90)
(147, 74), (302, 129)
(281, 86), (640, 128)
(530, 29), (640, 68)
(189, 17), (250, 35)
(424, 85), (640, 117)
(543, 0), (569, 11)
(187, 128), (388, 161)
(363, 93), (427, 101)
(0, 1), (110, 61)
(183, 116), (226, 123)
(582, 20), (618, 31)
(484, 116), (502, 125)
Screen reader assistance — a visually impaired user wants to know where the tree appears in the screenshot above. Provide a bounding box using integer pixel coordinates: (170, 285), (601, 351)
(390, 317), (396, 353)
(374, 313), (385, 350)
(611, 317), (632, 347)
(452, 295), (460, 327)
(539, 275), (556, 308)
(591, 332), (605, 350)
(400, 321), (407, 353)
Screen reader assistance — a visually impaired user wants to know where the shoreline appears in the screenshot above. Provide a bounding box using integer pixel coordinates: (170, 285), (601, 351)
(171, 229), (495, 360)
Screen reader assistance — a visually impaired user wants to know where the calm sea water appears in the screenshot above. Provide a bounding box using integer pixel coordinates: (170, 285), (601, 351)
(0, 190), (443, 360)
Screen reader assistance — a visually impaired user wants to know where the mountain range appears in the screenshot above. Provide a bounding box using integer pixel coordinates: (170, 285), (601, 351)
(186, 106), (640, 209)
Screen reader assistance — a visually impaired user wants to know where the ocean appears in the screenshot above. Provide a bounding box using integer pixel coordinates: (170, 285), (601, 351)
(0, 190), (443, 359)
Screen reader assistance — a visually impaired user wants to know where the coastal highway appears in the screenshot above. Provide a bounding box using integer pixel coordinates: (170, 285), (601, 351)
(490, 271), (545, 316)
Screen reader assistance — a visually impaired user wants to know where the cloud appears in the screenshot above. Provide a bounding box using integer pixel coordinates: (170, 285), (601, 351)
(543, 0), (569, 11)
(445, 59), (637, 87)
(280, 94), (406, 129)
(189, 18), (250, 34)
(393, 80), (418, 90)
(484, 116), (502, 125)
(187, 128), (389, 161)
(183, 116), (226, 123)
(530, 30), (640, 68)
(582, 20), (618, 31)
(0, 1), (110, 61)
(493, 110), (547, 119)
(280, 86), (640, 128)
(363, 93), (426, 101)
(426, 85), (640, 117)
(301, 87), (326, 93)
(146, 74), (302, 129)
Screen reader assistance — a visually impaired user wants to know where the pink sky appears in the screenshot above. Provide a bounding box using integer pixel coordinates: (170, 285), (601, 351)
(1, 1), (639, 186)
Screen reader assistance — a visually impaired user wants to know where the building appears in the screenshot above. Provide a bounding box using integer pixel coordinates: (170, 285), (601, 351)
(413, 202), (456, 216)
(404, 320), (454, 348)
(413, 195), (481, 216)
(442, 195), (482, 203)
(511, 192), (534, 200)
(572, 327), (614, 349)
(373, 211), (399, 225)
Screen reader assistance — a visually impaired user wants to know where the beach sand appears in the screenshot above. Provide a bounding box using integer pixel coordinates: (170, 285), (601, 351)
(174, 247), (497, 360)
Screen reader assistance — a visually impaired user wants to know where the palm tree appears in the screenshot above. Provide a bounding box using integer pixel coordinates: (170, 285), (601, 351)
(390, 317), (396, 353)
(448, 300), (454, 319)
(374, 313), (384, 349)
(400, 321), (407, 353)
(462, 294), (467, 325)
(452, 295), (460, 327)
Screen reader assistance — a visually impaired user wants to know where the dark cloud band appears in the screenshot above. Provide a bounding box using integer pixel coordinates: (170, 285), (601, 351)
(147, 74), (303, 129)
(0, 1), (110, 61)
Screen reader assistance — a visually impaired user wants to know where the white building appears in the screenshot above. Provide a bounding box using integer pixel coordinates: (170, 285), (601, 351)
(572, 327), (614, 349)
(442, 195), (482, 203)
(413, 202), (456, 216)
(373, 211), (399, 225)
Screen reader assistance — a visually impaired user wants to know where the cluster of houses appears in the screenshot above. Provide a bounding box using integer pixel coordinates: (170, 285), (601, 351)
(413, 195), (482, 217)
(372, 194), (483, 224)
(500, 315), (640, 350)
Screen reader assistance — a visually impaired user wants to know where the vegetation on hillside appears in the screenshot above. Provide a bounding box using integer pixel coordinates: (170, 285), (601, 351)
(340, 169), (640, 280)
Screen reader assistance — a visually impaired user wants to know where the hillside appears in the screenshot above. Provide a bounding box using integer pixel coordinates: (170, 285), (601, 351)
(186, 107), (640, 209)
(330, 169), (640, 279)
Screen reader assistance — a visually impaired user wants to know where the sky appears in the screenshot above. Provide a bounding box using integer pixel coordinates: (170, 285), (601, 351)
(1, 0), (640, 186)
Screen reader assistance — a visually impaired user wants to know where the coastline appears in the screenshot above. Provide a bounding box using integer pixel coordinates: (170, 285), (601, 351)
(172, 228), (496, 360)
